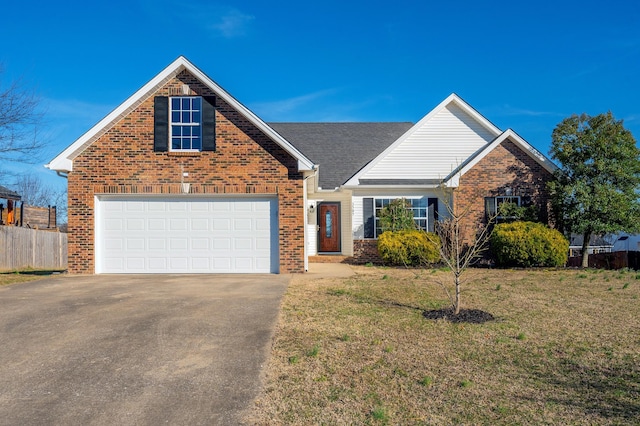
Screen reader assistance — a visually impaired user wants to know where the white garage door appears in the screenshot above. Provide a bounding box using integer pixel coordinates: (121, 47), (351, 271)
(95, 196), (278, 274)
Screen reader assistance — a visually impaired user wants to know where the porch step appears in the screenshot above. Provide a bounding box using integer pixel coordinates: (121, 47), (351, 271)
(309, 255), (350, 264)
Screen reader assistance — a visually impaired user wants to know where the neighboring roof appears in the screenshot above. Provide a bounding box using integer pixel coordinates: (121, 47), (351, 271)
(269, 122), (413, 189)
(569, 234), (615, 248)
(0, 185), (21, 200)
(46, 56), (315, 173)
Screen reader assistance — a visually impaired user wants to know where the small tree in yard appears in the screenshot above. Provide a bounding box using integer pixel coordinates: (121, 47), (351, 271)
(430, 188), (494, 316)
(549, 112), (640, 268)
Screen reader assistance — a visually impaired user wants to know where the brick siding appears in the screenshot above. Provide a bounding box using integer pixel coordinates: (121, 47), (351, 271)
(351, 240), (383, 264)
(67, 70), (304, 274)
(455, 139), (555, 240)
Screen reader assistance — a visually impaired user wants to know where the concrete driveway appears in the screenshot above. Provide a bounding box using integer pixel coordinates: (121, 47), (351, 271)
(0, 274), (289, 425)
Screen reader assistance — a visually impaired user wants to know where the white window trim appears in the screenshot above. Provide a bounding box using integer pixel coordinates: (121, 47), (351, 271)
(374, 196), (429, 238)
(169, 96), (203, 152)
(485, 196), (521, 220)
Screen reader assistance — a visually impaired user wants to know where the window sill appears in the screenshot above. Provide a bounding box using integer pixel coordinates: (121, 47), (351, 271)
(167, 151), (202, 157)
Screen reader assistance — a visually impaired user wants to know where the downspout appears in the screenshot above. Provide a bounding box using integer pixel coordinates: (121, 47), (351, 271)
(302, 167), (318, 272)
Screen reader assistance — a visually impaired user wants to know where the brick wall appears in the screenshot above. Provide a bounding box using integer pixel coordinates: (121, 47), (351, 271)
(68, 70), (305, 274)
(455, 139), (555, 239)
(351, 240), (382, 264)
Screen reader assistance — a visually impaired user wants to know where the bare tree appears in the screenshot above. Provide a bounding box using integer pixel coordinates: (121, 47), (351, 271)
(430, 186), (494, 315)
(12, 173), (67, 223)
(0, 67), (45, 173)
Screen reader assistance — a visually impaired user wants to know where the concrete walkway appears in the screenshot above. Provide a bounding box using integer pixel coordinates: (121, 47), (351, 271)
(304, 262), (355, 279)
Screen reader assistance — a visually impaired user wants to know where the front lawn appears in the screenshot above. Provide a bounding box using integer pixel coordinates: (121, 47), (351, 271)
(249, 266), (640, 425)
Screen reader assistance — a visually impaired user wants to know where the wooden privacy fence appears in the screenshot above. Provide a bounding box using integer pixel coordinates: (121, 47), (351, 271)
(0, 226), (67, 271)
(567, 251), (640, 270)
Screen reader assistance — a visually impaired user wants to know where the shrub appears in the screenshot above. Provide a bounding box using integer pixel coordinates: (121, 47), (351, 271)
(378, 198), (416, 232)
(377, 230), (441, 266)
(490, 221), (569, 267)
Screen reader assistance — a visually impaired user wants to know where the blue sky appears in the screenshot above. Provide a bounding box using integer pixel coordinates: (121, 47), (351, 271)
(1, 0), (639, 189)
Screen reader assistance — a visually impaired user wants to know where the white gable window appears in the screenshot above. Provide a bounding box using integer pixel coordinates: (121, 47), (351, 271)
(170, 97), (202, 151)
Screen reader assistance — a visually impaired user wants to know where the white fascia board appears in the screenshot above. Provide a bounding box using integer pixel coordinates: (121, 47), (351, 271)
(443, 129), (557, 185)
(343, 93), (502, 187)
(45, 56), (315, 173)
(341, 184), (441, 190)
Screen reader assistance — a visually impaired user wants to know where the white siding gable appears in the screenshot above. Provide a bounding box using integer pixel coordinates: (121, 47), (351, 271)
(352, 98), (500, 183)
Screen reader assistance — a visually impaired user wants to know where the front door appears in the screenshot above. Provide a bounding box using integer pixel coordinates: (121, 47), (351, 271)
(318, 203), (340, 253)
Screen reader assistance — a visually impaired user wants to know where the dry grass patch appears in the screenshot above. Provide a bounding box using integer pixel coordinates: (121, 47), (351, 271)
(0, 270), (62, 286)
(249, 266), (640, 425)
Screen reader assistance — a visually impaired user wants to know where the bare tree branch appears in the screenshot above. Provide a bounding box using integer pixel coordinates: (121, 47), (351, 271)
(0, 69), (46, 167)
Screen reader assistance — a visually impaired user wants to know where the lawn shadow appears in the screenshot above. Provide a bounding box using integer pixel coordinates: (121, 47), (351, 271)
(526, 359), (640, 422)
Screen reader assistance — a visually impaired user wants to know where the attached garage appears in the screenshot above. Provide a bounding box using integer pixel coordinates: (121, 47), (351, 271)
(95, 196), (279, 274)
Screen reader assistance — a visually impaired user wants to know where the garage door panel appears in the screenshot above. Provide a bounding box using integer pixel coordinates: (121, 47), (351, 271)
(96, 197), (278, 273)
(126, 218), (145, 231)
(233, 219), (252, 231)
(169, 218), (188, 231)
(148, 258), (167, 270)
(125, 202), (145, 212)
(148, 202), (166, 212)
(170, 238), (188, 250)
(213, 219), (230, 230)
(126, 257), (145, 270)
(191, 218), (209, 231)
(213, 239), (231, 250)
(148, 219), (166, 231)
(127, 238), (145, 250)
(191, 238), (210, 250)
(148, 239), (166, 250)
(169, 257), (188, 270)
(105, 218), (123, 231)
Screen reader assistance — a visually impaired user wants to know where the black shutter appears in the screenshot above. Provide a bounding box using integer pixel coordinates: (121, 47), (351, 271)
(428, 198), (438, 232)
(153, 96), (168, 152)
(363, 198), (374, 238)
(202, 96), (216, 151)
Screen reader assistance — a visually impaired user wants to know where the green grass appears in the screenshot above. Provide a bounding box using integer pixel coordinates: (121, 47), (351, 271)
(249, 267), (640, 425)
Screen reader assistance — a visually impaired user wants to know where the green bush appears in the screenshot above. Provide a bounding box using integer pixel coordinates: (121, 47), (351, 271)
(490, 221), (569, 267)
(379, 198), (416, 232)
(377, 230), (441, 266)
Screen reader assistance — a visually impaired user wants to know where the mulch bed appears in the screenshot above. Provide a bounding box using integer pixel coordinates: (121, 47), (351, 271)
(423, 308), (495, 324)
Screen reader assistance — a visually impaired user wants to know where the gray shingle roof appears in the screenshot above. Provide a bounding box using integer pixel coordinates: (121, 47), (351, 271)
(268, 122), (413, 189)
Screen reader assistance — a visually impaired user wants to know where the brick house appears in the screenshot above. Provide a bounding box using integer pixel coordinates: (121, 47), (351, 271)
(47, 57), (556, 274)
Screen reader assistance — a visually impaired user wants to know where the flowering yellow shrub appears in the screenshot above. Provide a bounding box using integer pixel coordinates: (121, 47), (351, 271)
(377, 230), (441, 266)
(490, 221), (569, 267)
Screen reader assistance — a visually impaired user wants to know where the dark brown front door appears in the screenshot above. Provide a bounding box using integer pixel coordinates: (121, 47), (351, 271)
(318, 203), (340, 253)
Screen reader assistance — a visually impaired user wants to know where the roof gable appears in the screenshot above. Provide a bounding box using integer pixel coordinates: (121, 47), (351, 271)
(344, 94), (502, 186)
(46, 56), (314, 173)
(443, 129), (558, 186)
